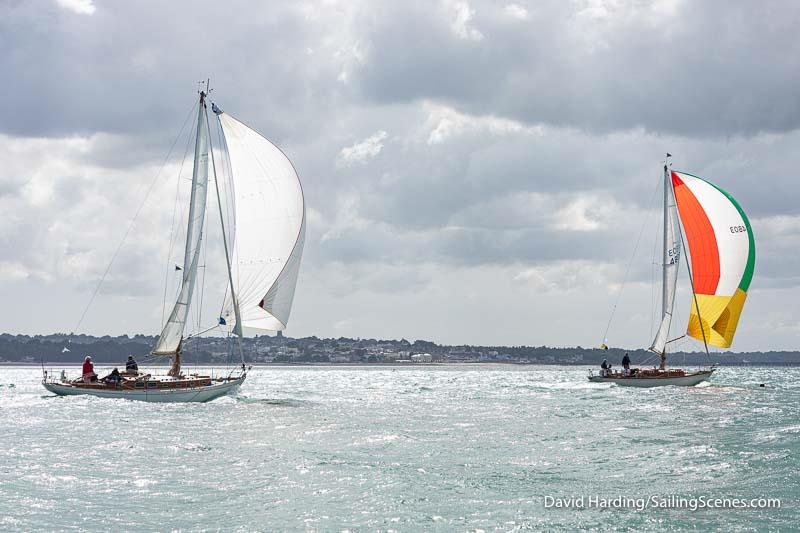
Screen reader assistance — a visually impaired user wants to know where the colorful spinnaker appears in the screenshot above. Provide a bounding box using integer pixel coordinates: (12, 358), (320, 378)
(671, 171), (755, 348)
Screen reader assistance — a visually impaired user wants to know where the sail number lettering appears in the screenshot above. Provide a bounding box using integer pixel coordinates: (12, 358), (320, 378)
(667, 246), (680, 265)
(730, 225), (748, 234)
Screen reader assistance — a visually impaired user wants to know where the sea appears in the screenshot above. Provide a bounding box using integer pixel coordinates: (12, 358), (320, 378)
(0, 364), (797, 531)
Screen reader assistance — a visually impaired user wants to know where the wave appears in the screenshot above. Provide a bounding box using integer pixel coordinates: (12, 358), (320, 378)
(234, 396), (311, 407)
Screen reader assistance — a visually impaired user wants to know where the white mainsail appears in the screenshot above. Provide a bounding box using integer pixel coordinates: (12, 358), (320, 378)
(217, 112), (305, 332)
(153, 99), (209, 354)
(649, 171), (681, 354)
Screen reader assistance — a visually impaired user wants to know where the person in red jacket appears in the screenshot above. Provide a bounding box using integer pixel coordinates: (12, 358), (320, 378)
(82, 355), (97, 383)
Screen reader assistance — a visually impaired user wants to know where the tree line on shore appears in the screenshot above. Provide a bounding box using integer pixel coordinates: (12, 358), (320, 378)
(1, 333), (797, 365)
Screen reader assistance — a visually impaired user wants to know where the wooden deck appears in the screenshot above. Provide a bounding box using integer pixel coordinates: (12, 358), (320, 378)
(62, 374), (222, 391)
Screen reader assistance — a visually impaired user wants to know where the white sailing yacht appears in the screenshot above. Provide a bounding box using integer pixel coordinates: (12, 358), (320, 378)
(590, 156), (755, 387)
(43, 88), (306, 402)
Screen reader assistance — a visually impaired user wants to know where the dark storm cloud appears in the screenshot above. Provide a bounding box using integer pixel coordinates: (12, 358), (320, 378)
(0, 0), (347, 139)
(352, 0), (800, 137)
(10, 1), (799, 140)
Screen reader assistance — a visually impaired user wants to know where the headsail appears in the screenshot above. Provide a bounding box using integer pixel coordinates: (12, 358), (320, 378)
(217, 112), (305, 332)
(153, 97), (209, 355)
(672, 171), (755, 348)
(649, 172), (681, 354)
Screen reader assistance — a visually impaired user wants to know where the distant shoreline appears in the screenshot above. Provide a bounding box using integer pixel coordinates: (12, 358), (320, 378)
(7, 361), (800, 368)
(3, 333), (797, 366)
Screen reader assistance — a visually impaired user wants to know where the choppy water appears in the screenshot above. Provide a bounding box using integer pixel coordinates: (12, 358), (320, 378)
(0, 365), (797, 531)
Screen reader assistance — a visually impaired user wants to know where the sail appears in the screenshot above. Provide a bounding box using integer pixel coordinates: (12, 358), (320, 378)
(672, 171), (755, 348)
(650, 178), (681, 354)
(153, 101), (209, 354)
(217, 112), (305, 331)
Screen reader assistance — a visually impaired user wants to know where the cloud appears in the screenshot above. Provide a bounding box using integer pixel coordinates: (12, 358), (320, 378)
(350, 0), (800, 137)
(513, 260), (617, 293)
(553, 196), (604, 232)
(333, 319), (353, 331)
(503, 3), (529, 20)
(0, 261), (30, 282)
(1, 0), (798, 351)
(424, 102), (540, 144)
(55, 0), (96, 15)
(336, 131), (388, 167)
(747, 215), (800, 289)
(447, 0), (484, 41)
(320, 193), (370, 242)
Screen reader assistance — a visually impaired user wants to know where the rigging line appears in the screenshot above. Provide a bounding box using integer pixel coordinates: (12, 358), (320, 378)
(220, 119), (239, 298)
(161, 119), (196, 326)
(213, 117), (261, 341)
(649, 198), (661, 341)
(73, 100), (197, 335)
(218, 279), (230, 320)
(674, 179), (711, 363)
(213, 117), (234, 234)
(213, 117), (233, 320)
(601, 172), (662, 345)
(194, 125), (213, 337)
(185, 323), (222, 340)
(638, 351), (659, 367)
(214, 116), (245, 316)
(205, 106), (245, 367)
(196, 188), (210, 334)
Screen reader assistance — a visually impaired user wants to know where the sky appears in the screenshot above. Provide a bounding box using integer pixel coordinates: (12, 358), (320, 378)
(1, 0), (798, 351)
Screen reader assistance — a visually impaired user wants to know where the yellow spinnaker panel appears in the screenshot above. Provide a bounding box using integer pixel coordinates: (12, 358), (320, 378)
(687, 288), (748, 348)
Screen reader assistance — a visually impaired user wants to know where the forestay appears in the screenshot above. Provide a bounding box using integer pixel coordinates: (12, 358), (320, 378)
(217, 113), (305, 332)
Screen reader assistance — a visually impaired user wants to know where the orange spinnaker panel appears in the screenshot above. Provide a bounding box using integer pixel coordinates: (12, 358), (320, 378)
(672, 172), (720, 295)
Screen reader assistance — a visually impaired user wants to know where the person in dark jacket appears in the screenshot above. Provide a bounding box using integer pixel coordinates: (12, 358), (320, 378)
(622, 353), (631, 376)
(600, 358), (608, 377)
(126, 355), (139, 373)
(103, 368), (122, 385)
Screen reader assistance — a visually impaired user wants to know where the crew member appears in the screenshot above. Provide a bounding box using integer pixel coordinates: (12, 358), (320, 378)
(622, 353), (631, 376)
(82, 356), (97, 383)
(103, 368), (122, 385)
(126, 355), (139, 373)
(600, 358), (608, 377)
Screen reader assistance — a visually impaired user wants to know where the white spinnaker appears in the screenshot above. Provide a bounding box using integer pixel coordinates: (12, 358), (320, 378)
(650, 179), (681, 354)
(672, 172), (749, 296)
(218, 112), (305, 331)
(154, 103), (209, 354)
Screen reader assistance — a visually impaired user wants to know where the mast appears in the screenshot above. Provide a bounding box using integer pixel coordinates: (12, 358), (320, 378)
(660, 155), (670, 370)
(154, 89), (210, 378)
(205, 102), (245, 366)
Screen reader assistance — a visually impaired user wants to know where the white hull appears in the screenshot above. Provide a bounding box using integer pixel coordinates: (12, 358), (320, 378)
(588, 370), (713, 388)
(42, 376), (244, 403)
